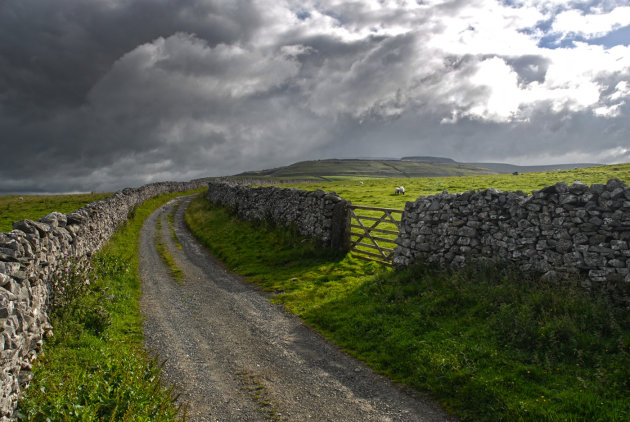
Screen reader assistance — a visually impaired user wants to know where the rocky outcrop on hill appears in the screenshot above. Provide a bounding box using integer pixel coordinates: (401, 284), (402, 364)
(0, 181), (204, 421)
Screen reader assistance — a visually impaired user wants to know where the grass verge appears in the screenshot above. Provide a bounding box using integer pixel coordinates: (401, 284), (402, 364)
(17, 189), (203, 420)
(156, 212), (185, 284)
(166, 204), (183, 249)
(185, 195), (630, 421)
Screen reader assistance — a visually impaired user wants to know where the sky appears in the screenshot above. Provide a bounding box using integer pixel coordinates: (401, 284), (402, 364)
(1, 0), (629, 193)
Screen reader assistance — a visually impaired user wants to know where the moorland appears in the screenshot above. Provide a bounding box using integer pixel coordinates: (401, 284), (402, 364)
(230, 156), (600, 182)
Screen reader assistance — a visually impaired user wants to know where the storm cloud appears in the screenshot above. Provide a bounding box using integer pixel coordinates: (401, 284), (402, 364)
(1, 0), (629, 193)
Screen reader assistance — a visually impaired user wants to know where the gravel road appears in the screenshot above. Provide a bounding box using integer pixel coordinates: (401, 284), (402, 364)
(139, 195), (457, 422)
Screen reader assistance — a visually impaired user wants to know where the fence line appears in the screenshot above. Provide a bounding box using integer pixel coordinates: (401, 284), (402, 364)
(348, 205), (403, 266)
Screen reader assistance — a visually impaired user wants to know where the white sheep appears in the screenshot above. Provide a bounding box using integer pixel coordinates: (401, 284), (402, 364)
(395, 186), (405, 195)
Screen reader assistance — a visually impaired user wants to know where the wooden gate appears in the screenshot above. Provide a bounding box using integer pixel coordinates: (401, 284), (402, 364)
(348, 205), (403, 266)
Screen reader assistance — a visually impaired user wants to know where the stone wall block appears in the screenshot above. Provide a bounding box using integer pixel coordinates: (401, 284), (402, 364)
(206, 181), (348, 249)
(392, 179), (629, 306)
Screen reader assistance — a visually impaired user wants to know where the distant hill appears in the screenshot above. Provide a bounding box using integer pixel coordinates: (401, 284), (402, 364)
(229, 157), (602, 181)
(469, 162), (600, 174)
(401, 156), (457, 164)
(231, 158), (496, 181)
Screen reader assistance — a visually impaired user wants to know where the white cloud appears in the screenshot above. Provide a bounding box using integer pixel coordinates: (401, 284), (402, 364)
(552, 6), (630, 38)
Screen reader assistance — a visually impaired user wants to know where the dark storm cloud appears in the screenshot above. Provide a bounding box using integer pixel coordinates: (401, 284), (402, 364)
(0, 0), (261, 116)
(504, 55), (550, 86)
(0, 0), (266, 192)
(315, 103), (630, 166)
(0, 0), (629, 193)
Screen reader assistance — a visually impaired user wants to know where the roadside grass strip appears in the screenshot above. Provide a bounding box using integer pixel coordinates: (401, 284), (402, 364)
(167, 203), (183, 249)
(185, 194), (630, 422)
(236, 370), (287, 422)
(156, 213), (185, 284)
(17, 189), (203, 420)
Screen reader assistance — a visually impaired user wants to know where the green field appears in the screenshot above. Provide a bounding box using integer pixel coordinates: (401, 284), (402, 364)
(0, 193), (111, 233)
(278, 163), (630, 208)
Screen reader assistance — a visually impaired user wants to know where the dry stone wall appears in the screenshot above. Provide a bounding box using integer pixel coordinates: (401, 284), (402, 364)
(392, 178), (630, 301)
(0, 180), (204, 420)
(206, 181), (349, 250)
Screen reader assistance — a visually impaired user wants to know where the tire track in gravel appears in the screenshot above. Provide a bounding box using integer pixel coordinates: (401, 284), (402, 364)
(139, 195), (457, 422)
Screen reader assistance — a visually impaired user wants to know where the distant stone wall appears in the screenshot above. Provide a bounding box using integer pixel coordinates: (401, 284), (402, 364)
(213, 178), (317, 185)
(392, 179), (630, 301)
(0, 180), (205, 421)
(206, 181), (349, 249)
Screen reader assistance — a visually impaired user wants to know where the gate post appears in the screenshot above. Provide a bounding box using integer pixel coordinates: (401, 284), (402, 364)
(330, 200), (351, 251)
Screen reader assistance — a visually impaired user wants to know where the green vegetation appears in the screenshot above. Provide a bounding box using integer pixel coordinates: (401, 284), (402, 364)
(279, 162), (630, 208)
(234, 158), (496, 181)
(185, 181), (630, 421)
(0, 193), (110, 232)
(166, 204), (183, 249)
(236, 370), (286, 422)
(17, 190), (203, 420)
(156, 212), (185, 283)
(231, 158), (605, 182)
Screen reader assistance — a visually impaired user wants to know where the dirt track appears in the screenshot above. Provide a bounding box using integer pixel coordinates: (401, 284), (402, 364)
(139, 195), (456, 422)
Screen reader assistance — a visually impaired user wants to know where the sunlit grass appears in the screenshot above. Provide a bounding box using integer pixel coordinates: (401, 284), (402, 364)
(0, 193), (111, 232)
(279, 162), (630, 208)
(156, 212), (185, 284)
(188, 162), (630, 421)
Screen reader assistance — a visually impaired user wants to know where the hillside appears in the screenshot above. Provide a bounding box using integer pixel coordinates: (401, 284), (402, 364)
(469, 161), (600, 174)
(230, 157), (602, 181)
(232, 158), (496, 181)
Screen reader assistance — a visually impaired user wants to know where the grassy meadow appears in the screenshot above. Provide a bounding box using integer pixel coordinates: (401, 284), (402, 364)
(278, 163), (630, 208)
(0, 193), (111, 233)
(186, 163), (630, 421)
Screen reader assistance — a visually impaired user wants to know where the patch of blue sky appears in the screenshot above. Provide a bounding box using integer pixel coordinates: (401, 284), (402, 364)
(588, 24), (630, 47)
(537, 25), (630, 49)
(537, 33), (583, 49)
